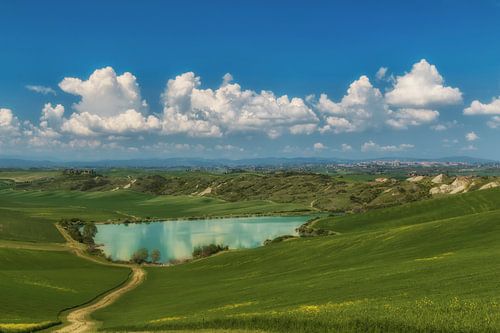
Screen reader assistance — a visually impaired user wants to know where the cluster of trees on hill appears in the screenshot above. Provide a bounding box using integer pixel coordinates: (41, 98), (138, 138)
(59, 218), (97, 244)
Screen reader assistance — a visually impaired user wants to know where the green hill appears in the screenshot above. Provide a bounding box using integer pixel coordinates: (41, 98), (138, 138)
(94, 189), (500, 332)
(315, 186), (500, 233)
(0, 247), (129, 331)
(0, 189), (310, 243)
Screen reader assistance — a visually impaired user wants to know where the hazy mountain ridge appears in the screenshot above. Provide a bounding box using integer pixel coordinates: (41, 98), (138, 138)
(0, 156), (497, 169)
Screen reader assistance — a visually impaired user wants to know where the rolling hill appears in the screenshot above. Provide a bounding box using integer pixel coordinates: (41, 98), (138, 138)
(93, 188), (500, 332)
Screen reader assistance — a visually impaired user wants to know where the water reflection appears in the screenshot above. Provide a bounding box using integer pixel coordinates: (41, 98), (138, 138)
(95, 216), (309, 263)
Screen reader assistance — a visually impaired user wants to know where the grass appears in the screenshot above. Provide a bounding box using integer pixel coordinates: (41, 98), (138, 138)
(0, 170), (59, 182)
(94, 188), (500, 332)
(0, 247), (129, 329)
(0, 189), (310, 243)
(0, 208), (63, 243)
(315, 186), (500, 233)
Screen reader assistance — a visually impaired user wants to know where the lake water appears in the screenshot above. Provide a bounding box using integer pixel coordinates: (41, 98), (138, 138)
(94, 216), (310, 263)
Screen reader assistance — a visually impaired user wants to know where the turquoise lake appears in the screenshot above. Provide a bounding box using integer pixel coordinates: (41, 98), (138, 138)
(94, 216), (310, 263)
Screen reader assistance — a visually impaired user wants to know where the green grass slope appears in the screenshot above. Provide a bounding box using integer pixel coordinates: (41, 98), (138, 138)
(0, 189), (310, 243)
(315, 187), (500, 233)
(94, 189), (500, 333)
(0, 247), (129, 329)
(0, 208), (63, 243)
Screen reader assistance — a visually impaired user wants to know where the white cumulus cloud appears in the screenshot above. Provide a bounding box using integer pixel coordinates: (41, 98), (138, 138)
(160, 72), (319, 138)
(55, 67), (161, 136)
(464, 97), (500, 115)
(361, 140), (414, 153)
(315, 75), (439, 133)
(0, 108), (21, 138)
(385, 59), (462, 107)
(317, 76), (388, 133)
(59, 66), (147, 117)
(386, 108), (439, 129)
(465, 131), (479, 141)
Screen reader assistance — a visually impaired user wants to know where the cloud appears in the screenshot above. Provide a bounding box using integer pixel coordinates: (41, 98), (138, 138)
(59, 66), (147, 117)
(464, 97), (500, 128)
(160, 72), (319, 138)
(0, 108), (21, 137)
(317, 76), (388, 133)
(315, 75), (439, 133)
(26, 85), (57, 95)
(386, 108), (439, 129)
(55, 67), (161, 136)
(215, 144), (244, 152)
(375, 67), (388, 80)
(432, 124), (447, 131)
(341, 143), (352, 152)
(431, 120), (459, 131)
(61, 109), (161, 136)
(464, 97), (500, 115)
(461, 144), (477, 151)
(40, 103), (65, 130)
(361, 140), (414, 153)
(385, 59), (462, 107)
(289, 123), (317, 135)
(313, 142), (326, 151)
(442, 138), (459, 148)
(487, 116), (500, 128)
(465, 131), (479, 141)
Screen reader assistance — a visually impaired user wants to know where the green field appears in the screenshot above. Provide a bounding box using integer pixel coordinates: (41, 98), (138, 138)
(0, 189), (310, 243)
(0, 247), (129, 331)
(93, 188), (500, 332)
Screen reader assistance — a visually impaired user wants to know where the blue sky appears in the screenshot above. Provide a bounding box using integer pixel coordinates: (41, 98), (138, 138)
(1, 0), (500, 160)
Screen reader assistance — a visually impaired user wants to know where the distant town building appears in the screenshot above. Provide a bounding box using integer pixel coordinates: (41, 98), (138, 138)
(62, 168), (96, 176)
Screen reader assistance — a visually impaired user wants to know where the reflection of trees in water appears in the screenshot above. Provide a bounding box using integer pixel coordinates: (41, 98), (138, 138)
(96, 217), (307, 263)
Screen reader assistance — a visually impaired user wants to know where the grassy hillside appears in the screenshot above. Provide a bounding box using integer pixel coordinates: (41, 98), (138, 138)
(0, 247), (129, 330)
(0, 208), (63, 243)
(0, 189), (310, 243)
(315, 187), (500, 233)
(94, 189), (500, 332)
(16, 170), (434, 212)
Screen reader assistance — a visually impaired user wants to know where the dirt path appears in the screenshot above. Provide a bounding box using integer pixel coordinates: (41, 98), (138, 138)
(54, 266), (145, 333)
(52, 224), (147, 333)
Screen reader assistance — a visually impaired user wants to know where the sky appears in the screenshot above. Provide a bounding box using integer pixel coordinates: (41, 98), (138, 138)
(1, 0), (500, 161)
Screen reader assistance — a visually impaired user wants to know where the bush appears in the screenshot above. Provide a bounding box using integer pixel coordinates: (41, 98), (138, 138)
(192, 244), (228, 258)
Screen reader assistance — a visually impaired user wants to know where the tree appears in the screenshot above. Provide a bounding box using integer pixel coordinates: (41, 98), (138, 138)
(151, 249), (161, 263)
(131, 248), (149, 264)
(82, 222), (98, 244)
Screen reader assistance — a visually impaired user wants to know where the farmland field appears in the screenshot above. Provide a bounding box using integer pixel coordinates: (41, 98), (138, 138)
(0, 172), (499, 333)
(0, 247), (129, 330)
(93, 188), (500, 332)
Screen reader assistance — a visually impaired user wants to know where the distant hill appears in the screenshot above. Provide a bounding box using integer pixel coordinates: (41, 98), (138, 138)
(0, 156), (496, 169)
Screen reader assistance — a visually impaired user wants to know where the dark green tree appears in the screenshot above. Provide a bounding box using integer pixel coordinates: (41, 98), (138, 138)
(131, 248), (149, 264)
(151, 249), (161, 263)
(82, 222), (97, 244)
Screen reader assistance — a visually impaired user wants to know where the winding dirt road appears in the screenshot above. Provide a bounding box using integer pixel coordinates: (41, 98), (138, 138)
(54, 266), (146, 333)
